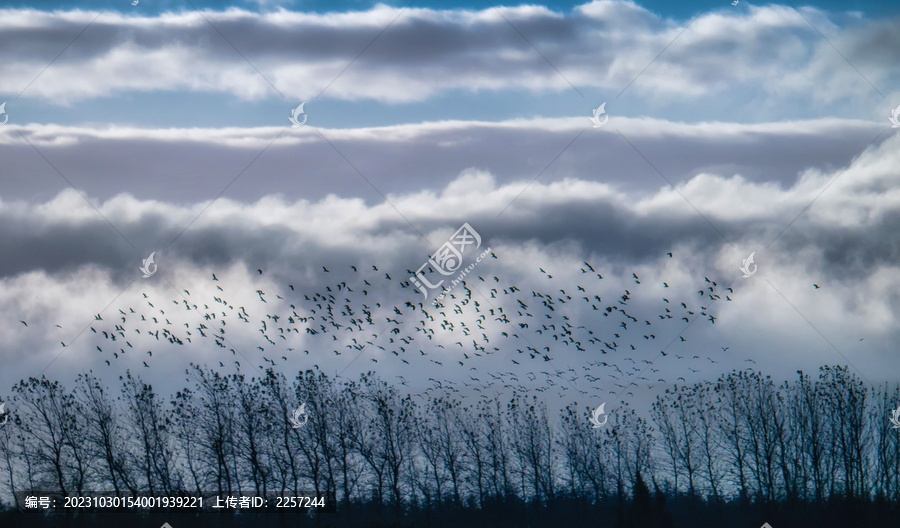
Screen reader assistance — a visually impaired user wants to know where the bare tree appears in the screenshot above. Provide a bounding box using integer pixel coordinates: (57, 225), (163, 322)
(11, 377), (82, 495)
(508, 394), (554, 504)
(231, 372), (271, 497)
(716, 371), (750, 502)
(75, 373), (133, 495)
(188, 365), (236, 495)
(121, 371), (176, 495)
(1, 364), (899, 525)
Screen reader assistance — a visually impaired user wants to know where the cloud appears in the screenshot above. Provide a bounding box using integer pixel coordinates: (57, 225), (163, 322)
(1, 0), (898, 401)
(1, 129), (898, 394)
(0, 2), (896, 106)
(0, 116), (887, 209)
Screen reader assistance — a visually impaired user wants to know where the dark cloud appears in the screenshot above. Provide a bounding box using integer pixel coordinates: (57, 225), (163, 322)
(0, 118), (885, 208)
(0, 4), (897, 104)
(0, 133), (897, 394)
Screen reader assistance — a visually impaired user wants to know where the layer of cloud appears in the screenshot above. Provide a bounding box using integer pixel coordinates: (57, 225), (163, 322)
(1, 116), (889, 207)
(1, 130), (898, 395)
(0, 2), (896, 105)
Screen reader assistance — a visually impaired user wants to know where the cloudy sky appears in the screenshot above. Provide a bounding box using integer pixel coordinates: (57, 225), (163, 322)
(1, 0), (899, 407)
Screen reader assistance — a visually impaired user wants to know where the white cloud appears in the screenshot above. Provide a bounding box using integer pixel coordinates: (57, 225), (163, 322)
(0, 129), (898, 393)
(0, 2), (895, 105)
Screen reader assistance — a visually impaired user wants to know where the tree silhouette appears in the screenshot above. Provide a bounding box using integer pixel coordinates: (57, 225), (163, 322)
(0, 365), (898, 528)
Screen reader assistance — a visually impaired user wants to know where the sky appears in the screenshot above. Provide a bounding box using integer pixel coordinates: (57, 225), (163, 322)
(0, 0), (898, 410)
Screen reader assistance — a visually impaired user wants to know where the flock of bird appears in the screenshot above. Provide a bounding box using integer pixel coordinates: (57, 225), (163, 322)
(15, 251), (788, 405)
